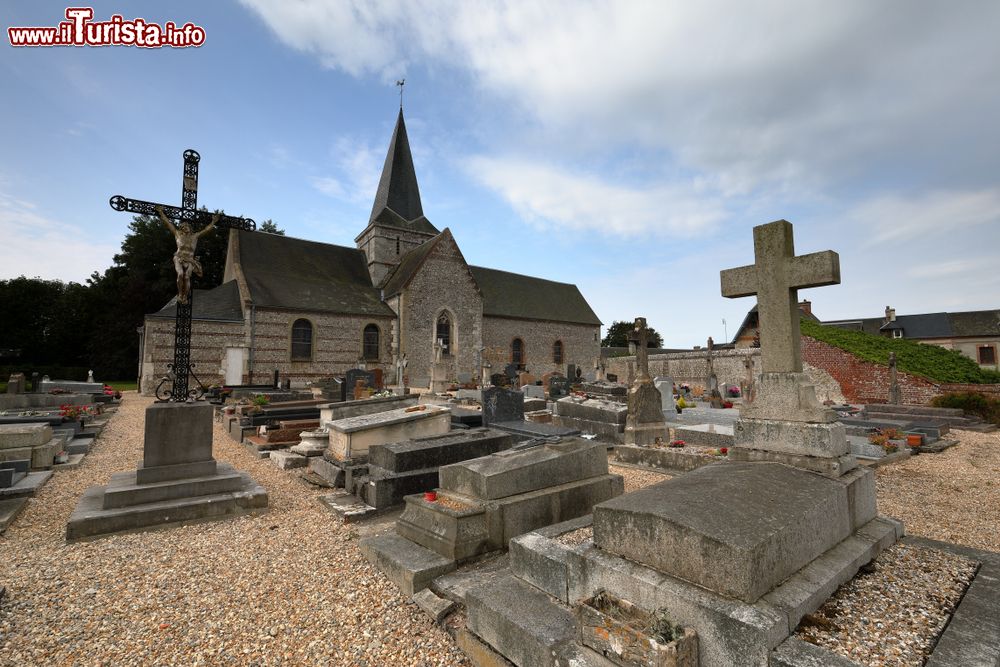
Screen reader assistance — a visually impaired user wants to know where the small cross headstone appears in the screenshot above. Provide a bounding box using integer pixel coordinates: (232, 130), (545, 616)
(888, 351), (901, 404)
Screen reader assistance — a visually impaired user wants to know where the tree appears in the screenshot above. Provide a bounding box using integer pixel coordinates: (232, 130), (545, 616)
(601, 320), (664, 348)
(258, 219), (284, 235)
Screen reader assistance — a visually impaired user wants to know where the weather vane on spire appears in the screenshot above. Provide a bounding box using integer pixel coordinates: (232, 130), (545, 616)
(396, 78), (405, 109)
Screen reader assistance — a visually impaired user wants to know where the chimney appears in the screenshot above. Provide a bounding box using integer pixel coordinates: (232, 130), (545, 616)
(798, 300), (812, 316)
(885, 306), (896, 322)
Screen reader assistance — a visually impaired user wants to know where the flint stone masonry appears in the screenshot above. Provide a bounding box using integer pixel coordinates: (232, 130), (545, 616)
(327, 405), (451, 461)
(438, 439), (608, 500)
(593, 463), (854, 603)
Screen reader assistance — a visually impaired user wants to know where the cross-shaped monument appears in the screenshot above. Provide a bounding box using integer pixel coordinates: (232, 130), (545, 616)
(110, 149), (256, 401)
(632, 317), (651, 382)
(721, 220), (852, 474)
(721, 220), (839, 375)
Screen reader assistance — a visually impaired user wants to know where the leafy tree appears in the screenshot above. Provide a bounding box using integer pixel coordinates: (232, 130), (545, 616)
(601, 320), (664, 348)
(258, 219), (284, 235)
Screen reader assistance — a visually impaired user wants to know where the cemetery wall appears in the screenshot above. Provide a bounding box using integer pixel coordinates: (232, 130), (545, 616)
(481, 317), (600, 379)
(605, 348), (754, 388)
(801, 336), (941, 405)
(400, 235), (483, 384)
(250, 309), (393, 385)
(140, 317), (245, 395)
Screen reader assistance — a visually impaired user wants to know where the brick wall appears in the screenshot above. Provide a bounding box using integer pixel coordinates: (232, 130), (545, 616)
(800, 336), (941, 405)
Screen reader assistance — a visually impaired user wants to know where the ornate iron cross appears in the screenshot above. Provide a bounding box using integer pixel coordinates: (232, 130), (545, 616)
(110, 149), (256, 401)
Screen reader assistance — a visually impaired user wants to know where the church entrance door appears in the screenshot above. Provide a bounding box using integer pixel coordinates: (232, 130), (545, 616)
(225, 347), (246, 385)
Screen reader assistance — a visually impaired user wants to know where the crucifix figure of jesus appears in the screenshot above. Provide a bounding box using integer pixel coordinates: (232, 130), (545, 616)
(156, 206), (218, 304)
(720, 220), (840, 374)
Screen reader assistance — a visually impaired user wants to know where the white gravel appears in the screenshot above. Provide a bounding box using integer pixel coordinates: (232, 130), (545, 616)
(2, 398), (995, 666)
(0, 393), (468, 666)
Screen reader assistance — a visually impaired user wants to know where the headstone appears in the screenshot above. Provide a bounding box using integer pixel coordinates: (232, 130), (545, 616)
(489, 373), (506, 388)
(605, 373), (618, 383)
(653, 377), (675, 413)
(503, 363), (519, 383)
(481, 387), (524, 426)
(624, 317), (668, 446)
(517, 372), (536, 388)
(548, 375), (571, 399)
(521, 384), (545, 399)
(566, 364), (577, 384)
(353, 379), (367, 401)
(6, 374), (25, 395)
(888, 351), (901, 404)
(457, 372), (473, 385)
(87, 370), (95, 383)
(345, 369), (376, 396)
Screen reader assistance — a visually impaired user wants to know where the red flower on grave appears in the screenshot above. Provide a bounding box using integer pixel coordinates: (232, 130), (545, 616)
(720, 447), (729, 455)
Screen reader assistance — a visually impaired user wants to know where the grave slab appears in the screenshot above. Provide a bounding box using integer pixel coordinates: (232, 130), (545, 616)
(592, 462), (854, 603)
(270, 450), (307, 469)
(327, 405), (451, 461)
(0, 497), (27, 533)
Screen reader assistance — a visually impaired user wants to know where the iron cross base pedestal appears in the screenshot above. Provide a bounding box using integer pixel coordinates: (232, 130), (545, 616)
(66, 402), (267, 540)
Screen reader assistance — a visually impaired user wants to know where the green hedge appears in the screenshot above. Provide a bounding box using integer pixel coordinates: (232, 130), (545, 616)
(932, 392), (1000, 425)
(801, 319), (1000, 384)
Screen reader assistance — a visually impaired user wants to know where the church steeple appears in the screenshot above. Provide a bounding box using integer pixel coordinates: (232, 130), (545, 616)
(369, 109), (424, 223)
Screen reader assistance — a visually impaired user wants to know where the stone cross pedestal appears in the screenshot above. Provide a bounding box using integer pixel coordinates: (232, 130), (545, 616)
(721, 220), (851, 475)
(624, 317), (668, 446)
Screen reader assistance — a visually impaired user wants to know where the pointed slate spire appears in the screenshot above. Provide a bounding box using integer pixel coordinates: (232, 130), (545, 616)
(369, 109), (424, 223)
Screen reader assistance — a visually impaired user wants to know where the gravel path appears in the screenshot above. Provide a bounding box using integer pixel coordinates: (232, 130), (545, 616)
(1, 399), (996, 666)
(876, 428), (1000, 551)
(0, 394), (468, 666)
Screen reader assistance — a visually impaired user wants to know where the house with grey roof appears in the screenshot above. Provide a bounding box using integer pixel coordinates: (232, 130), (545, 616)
(824, 306), (1000, 370)
(139, 110), (601, 393)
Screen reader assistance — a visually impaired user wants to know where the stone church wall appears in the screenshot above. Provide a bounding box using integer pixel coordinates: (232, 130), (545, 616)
(358, 225), (434, 287)
(481, 317), (600, 379)
(250, 308), (393, 386)
(140, 317), (245, 395)
(400, 237), (482, 385)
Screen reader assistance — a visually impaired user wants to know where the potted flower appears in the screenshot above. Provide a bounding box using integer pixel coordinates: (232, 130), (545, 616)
(576, 591), (698, 666)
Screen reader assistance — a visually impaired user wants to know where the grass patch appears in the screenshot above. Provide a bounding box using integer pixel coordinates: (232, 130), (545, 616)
(802, 319), (1000, 384)
(105, 381), (137, 391)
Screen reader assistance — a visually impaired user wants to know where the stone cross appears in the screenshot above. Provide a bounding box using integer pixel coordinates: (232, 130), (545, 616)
(720, 220), (839, 374)
(888, 351), (901, 404)
(633, 317), (651, 382)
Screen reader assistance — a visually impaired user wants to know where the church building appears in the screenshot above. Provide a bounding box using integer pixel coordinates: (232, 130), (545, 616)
(140, 110), (602, 394)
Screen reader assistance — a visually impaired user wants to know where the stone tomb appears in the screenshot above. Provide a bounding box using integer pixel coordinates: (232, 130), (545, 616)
(361, 438), (624, 596)
(326, 404), (451, 462)
(482, 386), (579, 442)
(66, 402), (267, 541)
(0, 423), (62, 469)
(354, 428), (514, 510)
(550, 395), (627, 442)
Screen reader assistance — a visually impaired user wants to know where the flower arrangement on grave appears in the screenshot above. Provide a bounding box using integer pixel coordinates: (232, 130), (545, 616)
(720, 447), (728, 455)
(668, 439), (685, 448)
(60, 404), (92, 422)
(727, 386), (741, 397)
(722, 400), (734, 409)
(676, 397), (688, 409)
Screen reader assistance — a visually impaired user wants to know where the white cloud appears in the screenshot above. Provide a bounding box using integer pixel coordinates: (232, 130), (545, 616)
(849, 189), (1000, 245)
(467, 156), (726, 236)
(0, 193), (118, 283)
(309, 137), (384, 209)
(239, 1), (1000, 196)
(309, 176), (344, 198)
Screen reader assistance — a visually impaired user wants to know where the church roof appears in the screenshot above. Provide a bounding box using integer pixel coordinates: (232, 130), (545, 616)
(236, 231), (394, 318)
(470, 266), (602, 326)
(367, 109), (437, 235)
(381, 231), (447, 298)
(149, 280), (244, 321)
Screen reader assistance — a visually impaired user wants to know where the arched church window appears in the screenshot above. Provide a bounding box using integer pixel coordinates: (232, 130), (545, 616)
(436, 313), (452, 356)
(553, 340), (563, 364)
(291, 319), (313, 361)
(512, 338), (524, 367)
(363, 324), (380, 360)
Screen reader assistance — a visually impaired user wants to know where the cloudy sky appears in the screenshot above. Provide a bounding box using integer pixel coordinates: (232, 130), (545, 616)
(2, 1), (998, 347)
